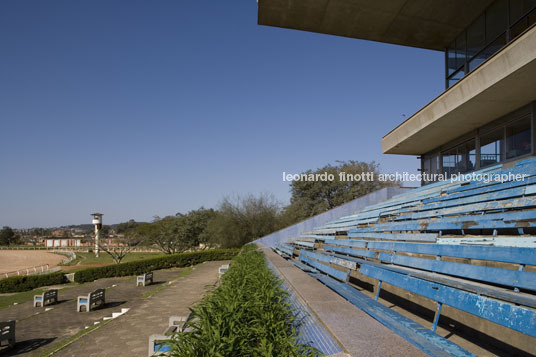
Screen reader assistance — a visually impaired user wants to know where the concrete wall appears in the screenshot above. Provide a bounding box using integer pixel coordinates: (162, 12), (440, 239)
(256, 187), (413, 248)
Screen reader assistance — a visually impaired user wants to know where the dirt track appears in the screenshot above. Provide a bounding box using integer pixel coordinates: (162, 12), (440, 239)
(0, 250), (64, 274)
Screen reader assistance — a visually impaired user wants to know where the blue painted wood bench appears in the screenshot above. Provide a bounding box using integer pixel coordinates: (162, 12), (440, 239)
(315, 241), (536, 338)
(359, 265), (536, 338)
(321, 247), (536, 309)
(323, 239), (536, 291)
(350, 210), (536, 234)
(274, 244), (294, 257)
(299, 250), (349, 282)
(314, 274), (475, 357)
(292, 240), (316, 249)
(298, 246), (536, 354)
(315, 159), (536, 233)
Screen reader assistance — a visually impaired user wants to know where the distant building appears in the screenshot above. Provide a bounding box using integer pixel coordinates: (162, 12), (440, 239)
(45, 237), (81, 248)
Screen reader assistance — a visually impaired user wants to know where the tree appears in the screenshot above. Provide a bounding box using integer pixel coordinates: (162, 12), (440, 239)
(115, 219), (141, 234)
(97, 228), (146, 264)
(150, 216), (190, 254)
(281, 160), (398, 223)
(205, 193), (282, 248)
(0, 226), (18, 246)
(148, 208), (216, 254)
(181, 208), (217, 249)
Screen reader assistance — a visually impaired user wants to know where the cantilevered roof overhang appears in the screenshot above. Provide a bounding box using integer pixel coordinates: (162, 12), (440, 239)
(382, 25), (536, 155)
(258, 0), (494, 51)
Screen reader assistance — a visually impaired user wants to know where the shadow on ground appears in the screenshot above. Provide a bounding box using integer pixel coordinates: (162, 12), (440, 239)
(2, 337), (56, 356)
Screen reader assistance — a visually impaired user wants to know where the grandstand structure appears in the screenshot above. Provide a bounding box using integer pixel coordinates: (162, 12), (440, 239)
(258, 1), (536, 355)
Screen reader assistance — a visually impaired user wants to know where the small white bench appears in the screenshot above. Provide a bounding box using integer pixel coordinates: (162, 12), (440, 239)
(34, 289), (58, 307)
(218, 264), (230, 278)
(137, 272), (153, 287)
(77, 288), (105, 312)
(0, 321), (15, 349)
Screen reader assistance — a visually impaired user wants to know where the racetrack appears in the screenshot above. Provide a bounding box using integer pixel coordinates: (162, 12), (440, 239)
(0, 250), (64, 274)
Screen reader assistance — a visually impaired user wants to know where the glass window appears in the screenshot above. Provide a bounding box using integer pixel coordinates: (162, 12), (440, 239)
(467, 14), (486, 59)
(441, 141), (476, 177)
(447, 42), (458, 75)
(506, 117), (532, 159)
(509, 0), (536, 25)
(480, 128), (504, 167)
(457, 140), (476, 173)
(480, 33), (507, 60)
(486, 0), (508, 41)
(447, 68), (465, 88)
(422, 154), (440, 183)
(455, 33), (466, 69)
(442, 148), (458, 177)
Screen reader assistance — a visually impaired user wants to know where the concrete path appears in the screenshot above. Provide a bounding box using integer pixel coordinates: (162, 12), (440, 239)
(261, 246), (425, 357)
(0, 260), (225, 357)
(55, 260), (224, 357)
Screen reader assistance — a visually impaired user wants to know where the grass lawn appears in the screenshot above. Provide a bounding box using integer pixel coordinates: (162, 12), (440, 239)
(0, 289), (45, 310)
(66, 252), (164, 266)
(0, 283), (77, 310)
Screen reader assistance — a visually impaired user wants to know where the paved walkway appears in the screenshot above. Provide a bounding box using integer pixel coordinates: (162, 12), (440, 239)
(0, 260), (225, 356)
(55, 260), (224, 357)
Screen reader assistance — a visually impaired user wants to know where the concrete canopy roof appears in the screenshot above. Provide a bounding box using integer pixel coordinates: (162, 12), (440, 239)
(381, 26), (536, 155)
(258, 0), (495, 51)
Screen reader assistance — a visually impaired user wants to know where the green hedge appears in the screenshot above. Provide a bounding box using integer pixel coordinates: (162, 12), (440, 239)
(166, 245), (320, 356)
(74, 249), (239, 283)
(0, 272), (66, 293)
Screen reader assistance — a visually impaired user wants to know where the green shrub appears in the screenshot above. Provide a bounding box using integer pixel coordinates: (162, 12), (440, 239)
(0, 272), (66, 293)
(166, 245), (321, 356)
(74, 249), (239, 283)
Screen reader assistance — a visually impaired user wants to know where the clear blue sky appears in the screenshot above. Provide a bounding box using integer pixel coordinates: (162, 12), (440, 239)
(0, 1), (444, 228)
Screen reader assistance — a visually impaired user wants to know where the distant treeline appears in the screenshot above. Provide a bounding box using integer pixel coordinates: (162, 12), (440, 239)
(119, 160), (397, 249)
(2, 161), (397, 249)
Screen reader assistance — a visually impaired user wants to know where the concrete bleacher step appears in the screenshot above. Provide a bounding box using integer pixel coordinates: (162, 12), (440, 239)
(314, 274), (475, 357)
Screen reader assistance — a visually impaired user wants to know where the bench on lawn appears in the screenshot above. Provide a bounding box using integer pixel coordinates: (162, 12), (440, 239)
(77, 288), (105, 312)
(218, 264), (229, 278)
(148, 314), (197, 356)
(137, 272), (153, 287)
(33, 289), (58, 307)
(0, 321), (15, 349)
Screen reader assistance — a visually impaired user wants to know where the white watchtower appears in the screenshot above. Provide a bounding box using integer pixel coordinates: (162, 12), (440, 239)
(91, 213), (103, 257)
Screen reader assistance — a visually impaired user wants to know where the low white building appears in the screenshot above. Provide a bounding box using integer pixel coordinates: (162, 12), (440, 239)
(45, 237), (81, 248)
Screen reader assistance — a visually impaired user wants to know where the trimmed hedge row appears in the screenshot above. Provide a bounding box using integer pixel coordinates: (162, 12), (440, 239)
(74, 249), (239, 283)
(0, 272), (67, 293)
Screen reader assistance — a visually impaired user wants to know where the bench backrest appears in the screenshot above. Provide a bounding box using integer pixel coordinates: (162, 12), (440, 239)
(0, 321), (15, 339)
(89, 289), (105, 303)
(44, 289), (57, 299)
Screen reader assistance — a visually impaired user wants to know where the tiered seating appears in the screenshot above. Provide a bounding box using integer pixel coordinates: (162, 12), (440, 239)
(276, 158), (536, 355)
(314, 159), (536, 245)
